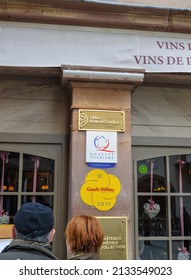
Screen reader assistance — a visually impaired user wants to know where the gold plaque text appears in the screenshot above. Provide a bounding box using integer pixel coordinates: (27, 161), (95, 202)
(98, 216), (128, 260)
(79, 109), (125, 132)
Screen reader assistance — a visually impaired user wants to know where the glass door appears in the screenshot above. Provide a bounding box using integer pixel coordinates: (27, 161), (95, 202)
(133, 147), (191, 260)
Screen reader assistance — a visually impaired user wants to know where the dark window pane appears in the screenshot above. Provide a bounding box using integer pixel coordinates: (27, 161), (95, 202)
(139, 240), (168, 260)
(171, 196), (191, 239)
(172, 240), (191, 260)
(22, 154), (54, 192)
(21, 195), (53, 208)
(0, 151), (19, 193)
(0, 195), (18, 224)
(0, 151), (19, 224)
(170, 154), (191, 193)
(138, 195), (167, 237)
(137, 157), (166, 193)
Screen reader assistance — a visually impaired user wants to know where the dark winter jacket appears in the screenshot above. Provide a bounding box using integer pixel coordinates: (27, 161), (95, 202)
(0, 238), (58, 260)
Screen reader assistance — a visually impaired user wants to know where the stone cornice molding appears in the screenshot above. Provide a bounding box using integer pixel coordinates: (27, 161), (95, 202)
(1, 1), (191, 34)
(1, 66), (191, 88)
(61, 65), (144, 93)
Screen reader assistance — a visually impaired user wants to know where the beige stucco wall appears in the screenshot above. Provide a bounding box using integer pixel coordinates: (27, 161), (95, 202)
(0, 76), (67, 135)
(132, 86), (191, 138)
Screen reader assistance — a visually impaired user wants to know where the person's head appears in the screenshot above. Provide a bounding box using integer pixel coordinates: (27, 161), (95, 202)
(65, 215), (104, 255)
(12, 202), (55, 243)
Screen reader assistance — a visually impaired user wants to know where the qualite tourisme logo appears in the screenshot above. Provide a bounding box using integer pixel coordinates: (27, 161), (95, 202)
(94, 135), (115, 152)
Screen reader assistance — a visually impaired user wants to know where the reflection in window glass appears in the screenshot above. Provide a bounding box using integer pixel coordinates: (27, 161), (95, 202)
(0, 151), (55, 227)
(0, 151), (19, 193)
(0, 151), (19, 224)
(137, 153), (191, 259)
(22, 154), (54, 193)
(171, 196), (191, 240)
(21, 195), (53, 209)
(139, 240), (168, 260)
(169, 154), (191, 193)
(172, 240), (191, 260)
(0, 196), (18, 224)
(137, 157), (166, 193)
(138, 196), (167, 237)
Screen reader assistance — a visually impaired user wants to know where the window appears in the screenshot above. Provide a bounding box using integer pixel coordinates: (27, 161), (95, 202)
(0, 151), (54, 229)
(136, 153), (191, 260)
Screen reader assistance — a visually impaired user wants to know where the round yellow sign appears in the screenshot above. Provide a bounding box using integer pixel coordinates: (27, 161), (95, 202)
(85, 169), (110, 187)
(80, 169), (121, 211)
(91, 193), (116, 211)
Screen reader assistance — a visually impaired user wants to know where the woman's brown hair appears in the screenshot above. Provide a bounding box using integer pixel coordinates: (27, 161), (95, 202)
(65, 215), (104, 253)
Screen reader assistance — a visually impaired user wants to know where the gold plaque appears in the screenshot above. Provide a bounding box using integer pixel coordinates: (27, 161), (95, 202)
(98, 216), (128, 260)
(79, 109), (125, 132)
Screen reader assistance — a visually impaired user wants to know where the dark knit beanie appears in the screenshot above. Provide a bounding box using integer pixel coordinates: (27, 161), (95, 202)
(14, 202), (54, 238)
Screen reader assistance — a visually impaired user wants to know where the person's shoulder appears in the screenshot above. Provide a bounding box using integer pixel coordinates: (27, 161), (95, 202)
(0, 249), (58, 260)
(0, 241), (58, 260)
(69, 252), (99, 260)
(0, 251), (22, 260)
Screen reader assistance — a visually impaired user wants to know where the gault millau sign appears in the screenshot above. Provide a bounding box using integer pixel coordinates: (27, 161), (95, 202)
(78, 109), (125, 132)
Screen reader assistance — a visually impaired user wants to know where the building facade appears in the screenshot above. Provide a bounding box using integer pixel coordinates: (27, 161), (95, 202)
(0, 1), (191, 260)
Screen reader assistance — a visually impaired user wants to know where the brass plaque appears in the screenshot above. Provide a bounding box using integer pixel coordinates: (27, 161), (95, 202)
(79, 109), (125, 132)
(98, 216), (128, 260)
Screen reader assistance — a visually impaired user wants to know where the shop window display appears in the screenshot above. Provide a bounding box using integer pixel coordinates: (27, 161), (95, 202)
(0, 151), (54, 241)
(137, 154), (191, 260)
